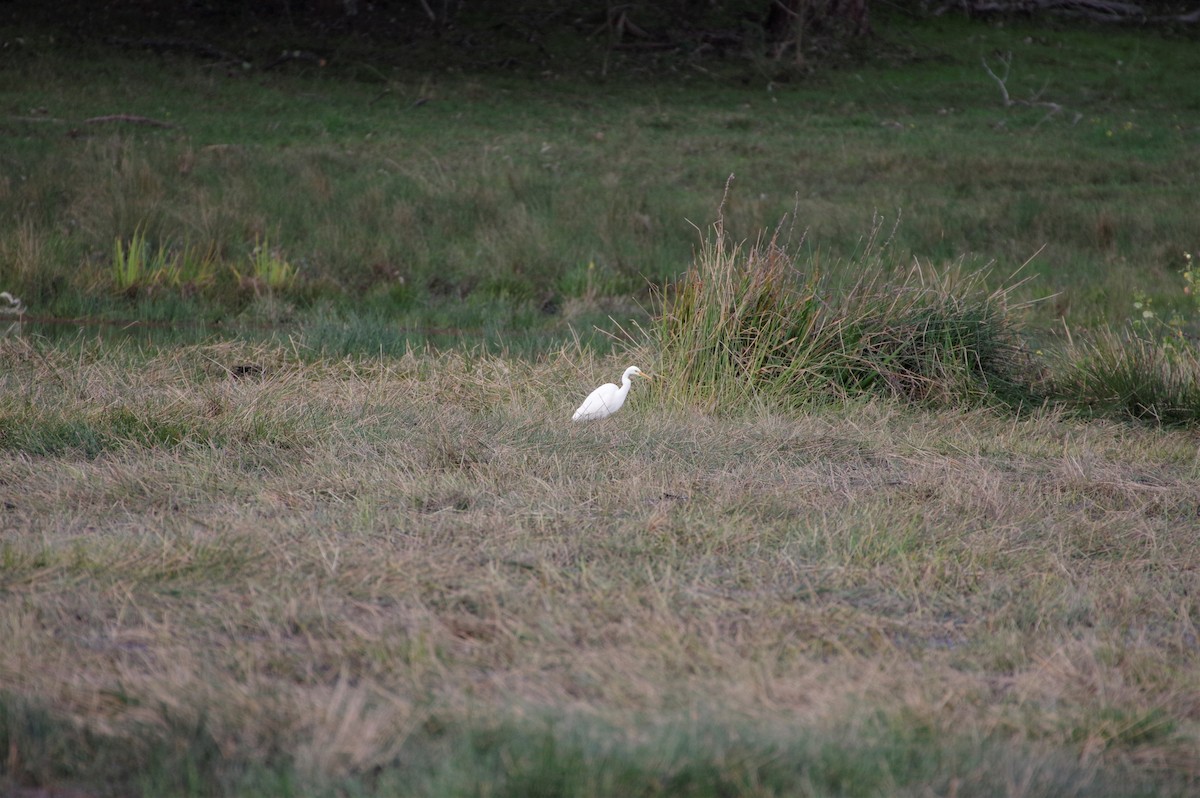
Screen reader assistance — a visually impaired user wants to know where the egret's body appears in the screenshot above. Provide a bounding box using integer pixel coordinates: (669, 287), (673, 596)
(572, 366), (648, 421)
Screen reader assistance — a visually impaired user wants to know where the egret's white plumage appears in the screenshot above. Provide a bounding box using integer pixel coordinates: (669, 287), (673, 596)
(572, 366), (649, 421)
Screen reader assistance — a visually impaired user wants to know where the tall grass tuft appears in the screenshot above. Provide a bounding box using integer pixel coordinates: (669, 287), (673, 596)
(654, 213), (1044, 413)
(1051, 328), (1200, 426)
(233, 235), (298, 295)
(112, 227), (176, 296)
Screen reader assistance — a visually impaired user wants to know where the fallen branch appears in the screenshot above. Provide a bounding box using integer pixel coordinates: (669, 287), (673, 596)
(981, 53), (1014, 106)
(982, 53), (1070, 127)
(940, 0), (1200, 23)
(105, 36), (244, 64)
(261, 50), (327, 71)
(1, 291), (24, 337)
(83, 114), (179, 129)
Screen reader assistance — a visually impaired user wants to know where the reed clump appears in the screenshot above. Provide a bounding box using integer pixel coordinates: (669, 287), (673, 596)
(655, 217), (1044, 413)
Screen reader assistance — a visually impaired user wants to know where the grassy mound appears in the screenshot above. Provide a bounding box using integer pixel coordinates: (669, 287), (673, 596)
(1051, 328), (1200, 426)
(654, 214), (1045, 414)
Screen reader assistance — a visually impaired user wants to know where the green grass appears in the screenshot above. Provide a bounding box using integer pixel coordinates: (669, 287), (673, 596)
(1, 13), (1198, 348)
(5, 692), (1178, 797)
(1050, 326), (1200, 425)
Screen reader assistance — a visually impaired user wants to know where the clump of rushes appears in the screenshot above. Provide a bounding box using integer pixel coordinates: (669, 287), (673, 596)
(653, 213), (1044, 413)
(1048, 249), (1200, 426)
(112, 227), (176, 297)
(174, 240), (223, 295)
(1053, 329), (1200, 425)
(233, 235), (297, 295)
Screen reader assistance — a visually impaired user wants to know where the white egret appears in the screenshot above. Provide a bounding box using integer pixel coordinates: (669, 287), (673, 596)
(572, 366), (650, 421)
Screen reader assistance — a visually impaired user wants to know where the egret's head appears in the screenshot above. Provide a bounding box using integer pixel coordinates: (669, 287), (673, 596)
(624, 366), (650, 381)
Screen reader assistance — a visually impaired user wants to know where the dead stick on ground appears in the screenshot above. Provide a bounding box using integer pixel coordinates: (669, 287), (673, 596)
(83, 114), (179, 129)
(981, 53), (1014, 106)
(982, 53), (1070, 126)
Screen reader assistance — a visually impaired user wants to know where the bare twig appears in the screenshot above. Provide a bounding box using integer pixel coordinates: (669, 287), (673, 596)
(981, 53), (1012, 106)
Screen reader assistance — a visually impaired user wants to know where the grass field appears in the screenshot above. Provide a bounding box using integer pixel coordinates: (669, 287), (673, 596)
(3, 340), (1198, 796)
(2, 9), (1200, 797)
(2, 12), (1198, 346)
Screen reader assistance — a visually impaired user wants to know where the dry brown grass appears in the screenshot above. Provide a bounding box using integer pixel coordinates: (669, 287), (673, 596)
(1, 338), (1198, 794)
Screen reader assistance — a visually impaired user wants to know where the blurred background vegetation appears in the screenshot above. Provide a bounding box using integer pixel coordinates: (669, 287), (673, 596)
(1, 0), (1197, 357)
